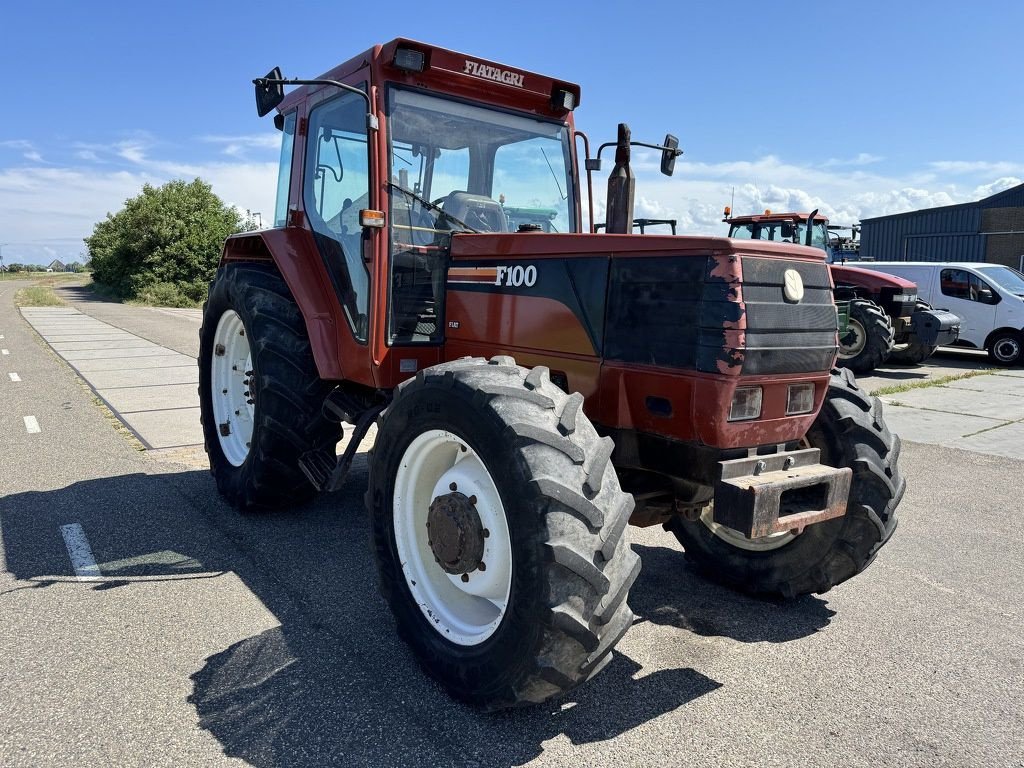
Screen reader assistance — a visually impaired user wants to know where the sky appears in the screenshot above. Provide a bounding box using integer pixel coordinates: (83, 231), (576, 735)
(1, 0), (1021, 265)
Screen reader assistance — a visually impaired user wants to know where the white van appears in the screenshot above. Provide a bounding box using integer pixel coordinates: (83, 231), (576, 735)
(856, 262), (1024, 365)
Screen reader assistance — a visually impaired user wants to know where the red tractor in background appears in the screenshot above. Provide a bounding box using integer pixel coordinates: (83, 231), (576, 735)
(199, 39), (904, 708)
(724, 209), (960, 372)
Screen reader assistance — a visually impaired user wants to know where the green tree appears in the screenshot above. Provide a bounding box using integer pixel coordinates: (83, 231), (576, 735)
(85, 178), (252, 305)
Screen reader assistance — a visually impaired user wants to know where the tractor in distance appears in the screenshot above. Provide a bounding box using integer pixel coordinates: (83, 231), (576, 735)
(723, 208), (960, 371)
(199, 39), (904, 709)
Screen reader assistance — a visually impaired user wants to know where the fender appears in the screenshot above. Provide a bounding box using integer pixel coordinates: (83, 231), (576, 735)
(220, 229), (349, 381)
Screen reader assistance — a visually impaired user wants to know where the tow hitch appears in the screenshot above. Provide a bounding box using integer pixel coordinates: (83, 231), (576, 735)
(712, 449), (851, 538)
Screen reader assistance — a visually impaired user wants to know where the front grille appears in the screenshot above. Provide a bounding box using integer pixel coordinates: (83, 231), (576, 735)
(603, 254), (838, 376)
(741, 257), (837, 374)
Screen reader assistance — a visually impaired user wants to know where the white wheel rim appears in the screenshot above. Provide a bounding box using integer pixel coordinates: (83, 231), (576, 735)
(700, 504), (796, 551)
(838, 318), (867, 359)
(994, 337), (1019, 363)
(210, 309), (254, 467)
(393, 429), (513, 646)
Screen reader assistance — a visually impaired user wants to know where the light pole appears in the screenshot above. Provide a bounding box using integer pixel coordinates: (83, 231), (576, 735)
(0, 243), (8, 273)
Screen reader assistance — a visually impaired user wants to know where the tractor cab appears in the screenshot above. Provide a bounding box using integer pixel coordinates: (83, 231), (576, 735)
(724, 208), (831, 251)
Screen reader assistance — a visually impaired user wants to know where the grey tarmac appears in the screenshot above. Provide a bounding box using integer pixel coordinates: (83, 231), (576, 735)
(1, 285), (1022, 767)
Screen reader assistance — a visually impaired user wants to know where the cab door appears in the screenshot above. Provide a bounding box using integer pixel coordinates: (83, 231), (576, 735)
(937, 268), (998, 347)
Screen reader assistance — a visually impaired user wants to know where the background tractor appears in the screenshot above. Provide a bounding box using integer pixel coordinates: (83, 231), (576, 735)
(199, 39), (904, 708)
(723, 209), (959, 371)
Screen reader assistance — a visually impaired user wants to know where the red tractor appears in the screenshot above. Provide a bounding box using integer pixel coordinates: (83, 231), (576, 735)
(199, 39), (904, 708)
(723, 210), (960, 372)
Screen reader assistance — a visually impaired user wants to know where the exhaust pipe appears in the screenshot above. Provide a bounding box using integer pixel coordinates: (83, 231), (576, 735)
(605, 123), (635, 234)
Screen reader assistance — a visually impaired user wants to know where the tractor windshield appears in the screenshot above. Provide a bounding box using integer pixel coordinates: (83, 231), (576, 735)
(384, 87), (575, 344)
(729, 220), (829, 250)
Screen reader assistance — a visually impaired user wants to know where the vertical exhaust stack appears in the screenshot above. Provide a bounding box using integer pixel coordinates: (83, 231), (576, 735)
(605, 123), (635, 234)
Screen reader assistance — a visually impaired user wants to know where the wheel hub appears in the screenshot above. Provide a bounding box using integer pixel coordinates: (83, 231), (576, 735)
(427, 491), (485, 575)
(839, 319), (866, 358)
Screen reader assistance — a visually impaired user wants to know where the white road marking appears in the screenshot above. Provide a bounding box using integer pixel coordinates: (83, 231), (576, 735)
(9, 372), (21, 381)
(60, 523), (102, 581)
(24, 415), (41, 433)
(1, 349), (8, 355)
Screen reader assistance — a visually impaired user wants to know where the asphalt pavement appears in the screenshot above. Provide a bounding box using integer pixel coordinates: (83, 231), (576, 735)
(2, 286), (1023, 767)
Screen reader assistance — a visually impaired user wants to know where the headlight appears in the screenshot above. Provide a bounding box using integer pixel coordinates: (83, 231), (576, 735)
(786, 383), (816, 415)
(728, 387), (763, 422)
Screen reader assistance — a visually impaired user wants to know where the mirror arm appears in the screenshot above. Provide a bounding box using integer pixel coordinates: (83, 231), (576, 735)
(253, 77), (379, 131)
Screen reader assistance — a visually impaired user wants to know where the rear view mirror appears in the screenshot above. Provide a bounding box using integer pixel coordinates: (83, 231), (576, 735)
(661, 134), (680, 176)
(978, 287), (998, 304)
(255, 67), (285, 117)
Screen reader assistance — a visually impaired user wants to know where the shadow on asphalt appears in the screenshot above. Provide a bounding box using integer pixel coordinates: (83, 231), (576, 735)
(54, 284), (114, 304)
(630, 544), (835, 643)
(0, 468), (835, 766)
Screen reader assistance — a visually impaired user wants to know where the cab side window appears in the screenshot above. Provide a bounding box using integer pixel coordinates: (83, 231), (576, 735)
(273, 112), (296, 227)
(940, 269), (995, 303)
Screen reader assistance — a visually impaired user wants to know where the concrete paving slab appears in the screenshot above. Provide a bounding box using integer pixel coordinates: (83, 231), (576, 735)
(943, 375), (1024, 398)
(880, 385), (1024, 421)
(60, 347), (179, 361)
(949, 420), (1024, 460)
(121, 407), (204, 449)
(72, 354), (196, 372)
(42, 334), (139, 342)
(84, 366), (198, 389)
(33, 325), (117, 333)
(876, 401), (1006, 444)
(97, 383), (200, 413)
(51, 339), (161, 352)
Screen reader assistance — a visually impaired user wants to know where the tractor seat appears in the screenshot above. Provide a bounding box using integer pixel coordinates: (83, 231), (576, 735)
(440, 192), (508, 233)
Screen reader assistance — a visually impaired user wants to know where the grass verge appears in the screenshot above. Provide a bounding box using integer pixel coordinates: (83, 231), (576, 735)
(872, 369), (999, 396)
(15, 285), (66, 307)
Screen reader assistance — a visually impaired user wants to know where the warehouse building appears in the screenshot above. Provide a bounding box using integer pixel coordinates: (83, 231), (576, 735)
(858, 182), (1024, 267)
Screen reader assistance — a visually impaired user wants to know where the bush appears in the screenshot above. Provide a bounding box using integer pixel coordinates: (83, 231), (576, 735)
(85, 179), (252, 303)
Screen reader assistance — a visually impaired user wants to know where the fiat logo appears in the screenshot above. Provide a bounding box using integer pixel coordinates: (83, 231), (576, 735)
(783, 269), (804, 303)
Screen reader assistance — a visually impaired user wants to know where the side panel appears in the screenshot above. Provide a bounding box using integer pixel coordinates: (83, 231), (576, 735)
(443, 253), (604, 399)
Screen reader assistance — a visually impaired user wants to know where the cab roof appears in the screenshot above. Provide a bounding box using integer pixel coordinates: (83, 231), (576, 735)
(277, 38), (581, 117)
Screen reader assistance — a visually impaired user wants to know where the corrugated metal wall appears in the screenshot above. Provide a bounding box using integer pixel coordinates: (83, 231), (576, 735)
(860, 206), (984, 261)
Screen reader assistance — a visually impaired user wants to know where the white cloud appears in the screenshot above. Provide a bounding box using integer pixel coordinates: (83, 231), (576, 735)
(823, 153), (883, 168)
(201, 134), (280, 157)
(0, 149), (276, 265)
(972, 177), (1022, 200)
(930, 160), (1024, 175)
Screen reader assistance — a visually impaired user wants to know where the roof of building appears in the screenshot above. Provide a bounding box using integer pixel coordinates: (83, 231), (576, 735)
(861, 182), (1024, 224)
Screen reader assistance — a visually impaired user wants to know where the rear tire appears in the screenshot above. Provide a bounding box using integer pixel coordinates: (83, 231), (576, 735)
(367, 356), (640, 708)
(666, 368), (904, 597)
(987, 331), (1024, 366)
(837, 299), (894, 373)
(199, 263), (341, 510)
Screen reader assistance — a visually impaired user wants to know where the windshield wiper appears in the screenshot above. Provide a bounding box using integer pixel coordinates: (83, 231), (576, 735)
(386, 182), (479, 234)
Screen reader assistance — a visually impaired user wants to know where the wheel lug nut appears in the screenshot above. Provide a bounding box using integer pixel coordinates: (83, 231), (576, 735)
(468, 495), (477, 505)
(482, 528), (490, 538)
(449, 482), (457, 491)
(478, 561), (486, 571)
(461, 573), (469, 582)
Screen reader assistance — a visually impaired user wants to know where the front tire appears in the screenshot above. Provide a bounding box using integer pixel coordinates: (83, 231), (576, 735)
(987, 331), (1024, 366)
(837, 298), (894, 373)
(367, 357), (640, 708)
(666, 368), (904, 597)
(199, 263), (341, 510)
